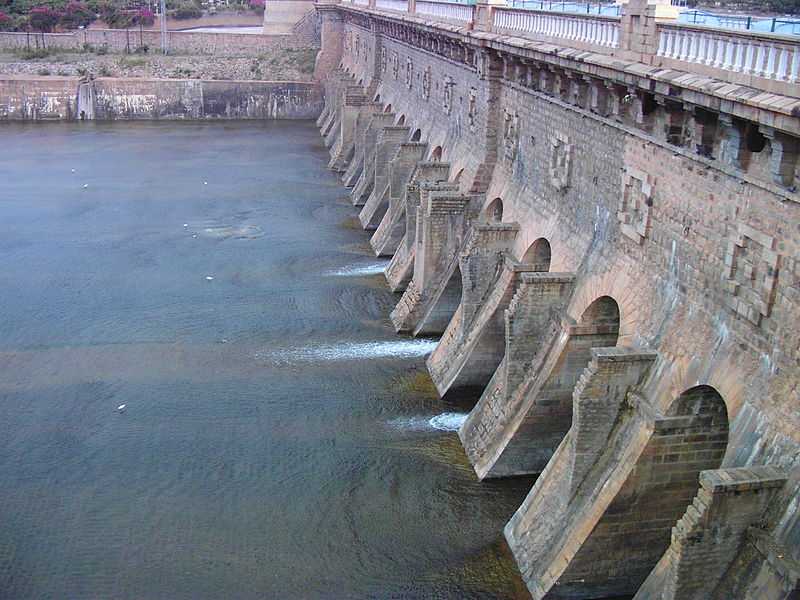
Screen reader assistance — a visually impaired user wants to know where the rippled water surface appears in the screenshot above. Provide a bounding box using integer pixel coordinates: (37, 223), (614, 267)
(0, 121), (534, 599)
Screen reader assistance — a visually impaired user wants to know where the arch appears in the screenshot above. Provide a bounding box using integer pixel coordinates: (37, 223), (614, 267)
(374, 93), (381, 103)
(430, 146), (443, 162)
(522, 238), (551, 272)
(515, 383), (730, 598)
(485, 197), (503, 223)
(410, 128), (422, 142)
(578, 296), (620, 339)
(357, 78), (363, 86)
(451, 168), (464, 184)
(397, 114), (406, 126)
(383, 103), (392, 113)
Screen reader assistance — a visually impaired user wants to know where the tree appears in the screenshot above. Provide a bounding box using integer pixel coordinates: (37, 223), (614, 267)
(28, 6), (61, 32)
(59, 1), (94, 29)
(0, 10), (12, 30)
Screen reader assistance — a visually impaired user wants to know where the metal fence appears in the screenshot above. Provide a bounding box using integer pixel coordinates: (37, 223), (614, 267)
(506, 0), (620, 16)
(678, 10), (800, 36)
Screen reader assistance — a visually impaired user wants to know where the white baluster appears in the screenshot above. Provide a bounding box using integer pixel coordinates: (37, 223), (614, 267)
(703, 35), (717, 66)
(754, 43), (767, 77)
(713, 36), (725, 67)
(657, 30), (668, 56)
(742, 41), (755, 74)
(687, 32), (698, 62)
(765, 46), (777, 79)
(789, 47), (799, 84)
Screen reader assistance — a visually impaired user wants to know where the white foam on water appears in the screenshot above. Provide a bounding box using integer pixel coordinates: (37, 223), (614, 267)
(429, 412), (468, 431)
(325, 262), (389, 277)
(258, 339), (439, 364)
(387, 412), (468, 432)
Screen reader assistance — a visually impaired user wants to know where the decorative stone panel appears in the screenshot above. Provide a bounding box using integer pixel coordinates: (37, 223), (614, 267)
(724, 223), (781, 325)
(549, 132), (572, 191)
(391, 51), (399, 80)
(618, 166), (653, 244)
(421, 66), (431, 101)
(503, 108), (519, 163)
(380, 47), (387, 74)
(442, 75), (455, 115)
(405, 57), (413, 90)
(467, 87), (477, 133)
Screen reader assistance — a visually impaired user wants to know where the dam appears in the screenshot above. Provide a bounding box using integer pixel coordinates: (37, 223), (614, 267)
(0, 0), (798, 596)
(312, 0), (800, 597)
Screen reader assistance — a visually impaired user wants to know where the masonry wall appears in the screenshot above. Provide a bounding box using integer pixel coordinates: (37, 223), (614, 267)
(0, 27), (317, 55)
(334, 9), (800, 572)
(0, 76), (322, 120)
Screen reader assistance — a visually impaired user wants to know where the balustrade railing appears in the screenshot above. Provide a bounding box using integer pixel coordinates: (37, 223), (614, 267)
(657, 24), (800, 83)
(416, 0), (475, 22)
(493, 8), (620, 48)
(375, 0), (408, 10)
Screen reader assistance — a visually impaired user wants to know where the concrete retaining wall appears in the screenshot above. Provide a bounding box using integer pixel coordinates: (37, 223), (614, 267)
(0, 76), (322, 120)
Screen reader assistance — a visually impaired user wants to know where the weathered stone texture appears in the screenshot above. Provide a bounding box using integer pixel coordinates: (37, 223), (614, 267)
(0, 75), (321, 120)
(316, 5), (800, 598)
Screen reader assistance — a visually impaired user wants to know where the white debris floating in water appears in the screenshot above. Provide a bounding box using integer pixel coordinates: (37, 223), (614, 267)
(326, 262), (390, 277)
(205, 276), (214, 281)
(117, 404), (126, 412)
(83, 184), (89, 189)
(183, 223), (189, 228)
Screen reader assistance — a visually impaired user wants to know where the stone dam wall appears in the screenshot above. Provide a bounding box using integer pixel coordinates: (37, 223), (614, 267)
(0, 76), (322, 120)
(314, 1), (800, 598)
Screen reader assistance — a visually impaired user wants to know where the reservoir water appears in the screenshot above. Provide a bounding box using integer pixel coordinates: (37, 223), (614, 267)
(0, 122), (534, 599)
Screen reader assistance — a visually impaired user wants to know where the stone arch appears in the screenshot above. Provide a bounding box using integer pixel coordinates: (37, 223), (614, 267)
(374, 93), (381, 103)
(410, 128), (422, 142)
(545, 384), (730, 598)
(488, 295), (621, 477)
(357, 78), (363, 86)
(430, 146), (443, 162)
(485, 197), (503, 222)
(521, 238), (551, 272)
(383, 103), (392, 113)
(451, 168), (464, 184)
(397, 114), (405, 125)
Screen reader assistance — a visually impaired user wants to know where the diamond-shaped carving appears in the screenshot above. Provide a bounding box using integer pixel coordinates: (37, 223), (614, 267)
(549, 133), (572, 191)
(618, 166), (653, 244)
(422, 66), (431, 101)
(503, 109), (520, 163)
(724, 224), (780, 326)
(442, 75), (455, 115)
(467, 87), (477, 133)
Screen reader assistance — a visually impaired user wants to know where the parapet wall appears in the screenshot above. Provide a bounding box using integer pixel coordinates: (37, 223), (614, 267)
(0, 76), (322, 120)
(0, 27), (317, 56)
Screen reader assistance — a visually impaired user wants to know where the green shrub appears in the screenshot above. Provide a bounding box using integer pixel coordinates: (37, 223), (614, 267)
(14, 47), (53, 59)
(169, 4), (201, 19)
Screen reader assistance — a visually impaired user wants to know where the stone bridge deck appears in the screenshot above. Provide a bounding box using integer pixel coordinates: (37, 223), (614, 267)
(312, 0), (800, 597)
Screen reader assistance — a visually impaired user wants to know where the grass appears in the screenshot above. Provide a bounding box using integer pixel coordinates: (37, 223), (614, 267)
(117, 55), (148, 68)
